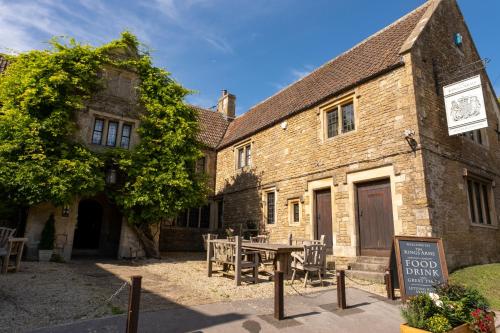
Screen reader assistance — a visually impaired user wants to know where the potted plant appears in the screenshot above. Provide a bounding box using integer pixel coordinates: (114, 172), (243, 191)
(38, 214), (55, 261)
(401, 284), (496, 333)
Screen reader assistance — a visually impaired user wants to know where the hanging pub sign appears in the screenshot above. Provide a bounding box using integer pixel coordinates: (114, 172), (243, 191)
(443, 75), (488, 136)
(388, 236), (448, 301)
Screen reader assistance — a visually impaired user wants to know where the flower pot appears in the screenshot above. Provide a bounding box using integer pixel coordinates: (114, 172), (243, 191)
(400, 323), (472, 333)
(38, 250), (53, 262)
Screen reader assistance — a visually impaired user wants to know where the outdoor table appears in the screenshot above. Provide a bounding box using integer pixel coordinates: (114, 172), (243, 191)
(242, 243), (303, 320)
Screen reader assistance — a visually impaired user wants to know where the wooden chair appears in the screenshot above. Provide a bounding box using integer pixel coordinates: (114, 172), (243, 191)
(290, 243), (326, 287)
(289, 234), (327, 274)
(207, 235), (259, 286)
(1, 238), (27, 274)
(202, 233), (218, 251)
(0, 227), (16, 248)
(250, 235), (275, 264)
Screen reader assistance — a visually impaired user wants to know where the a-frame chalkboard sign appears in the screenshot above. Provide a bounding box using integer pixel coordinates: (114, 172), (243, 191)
(388, 236), (448, 301)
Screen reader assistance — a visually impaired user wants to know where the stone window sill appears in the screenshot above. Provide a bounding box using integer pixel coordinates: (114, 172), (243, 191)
(469, 222), (498, 230)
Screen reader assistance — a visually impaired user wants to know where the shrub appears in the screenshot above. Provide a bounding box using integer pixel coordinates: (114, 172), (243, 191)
(38, 214), (55, 250)
(427, 314), (452, 333)
(401, 294), (438, 330)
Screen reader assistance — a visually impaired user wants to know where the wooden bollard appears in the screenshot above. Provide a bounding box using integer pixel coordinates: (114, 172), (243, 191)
(336, 270), (347, 310)
(126, 275), (142, 333)
(385, 269), (395, 300)
(274, 270), (284, 320)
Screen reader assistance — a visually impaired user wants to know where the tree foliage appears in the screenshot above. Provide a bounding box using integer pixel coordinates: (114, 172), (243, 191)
(0, 33), (207, 240)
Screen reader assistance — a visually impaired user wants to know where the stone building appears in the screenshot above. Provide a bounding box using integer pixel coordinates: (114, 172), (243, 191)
(167, 0), (499, 275)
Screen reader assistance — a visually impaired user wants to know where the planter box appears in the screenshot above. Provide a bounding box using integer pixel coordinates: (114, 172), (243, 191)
(400, 323), (471, 333)
(38, 250), (53, 262)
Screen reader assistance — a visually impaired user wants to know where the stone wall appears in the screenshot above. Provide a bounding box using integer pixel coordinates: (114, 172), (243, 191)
(410, 0), (500, 269)
(215, 55), (429, 264)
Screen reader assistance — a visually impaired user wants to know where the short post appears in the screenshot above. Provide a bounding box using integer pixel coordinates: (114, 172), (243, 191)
(207, 234), (213, 277)
(385, 269), (395, 300)
(126, 275), (142, 333)
(287, 233), (292, 245)
(235, 236), (242, 286)
(336, 270), (346, 310)
(274, 270), (284, 320)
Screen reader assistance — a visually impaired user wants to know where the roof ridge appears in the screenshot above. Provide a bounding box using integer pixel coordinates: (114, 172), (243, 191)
(242, 1), (431, 116)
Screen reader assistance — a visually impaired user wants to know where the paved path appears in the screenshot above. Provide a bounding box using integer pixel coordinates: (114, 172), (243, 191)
(31, 288), (404, 333)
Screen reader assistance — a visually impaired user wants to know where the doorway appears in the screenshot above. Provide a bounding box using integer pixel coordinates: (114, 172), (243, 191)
(73, 200), (103, 253)
(356, 179), (394, 257)
(314, 188), (333, 247)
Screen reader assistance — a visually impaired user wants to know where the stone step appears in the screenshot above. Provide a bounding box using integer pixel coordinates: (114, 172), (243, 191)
(345, 270), (386, 284)
(355, 256), (389, 265)
(349, 262), (387, 273)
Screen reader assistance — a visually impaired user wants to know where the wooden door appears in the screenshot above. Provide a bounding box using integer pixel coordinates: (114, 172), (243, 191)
(357, 179), (394, 257)
(315, 189), (333, 247)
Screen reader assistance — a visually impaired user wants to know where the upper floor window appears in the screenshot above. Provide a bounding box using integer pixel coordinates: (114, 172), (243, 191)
(120, 124), (132, 149)
(325, 100), (355, 139)
(92, 119), (104, 144)
(466, 176), (493, 226)
(106, 121), (118, 146)
(237, 143), (251, 169)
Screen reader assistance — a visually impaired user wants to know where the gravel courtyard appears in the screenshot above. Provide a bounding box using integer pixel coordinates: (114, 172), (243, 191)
(0, 252), (387, 332)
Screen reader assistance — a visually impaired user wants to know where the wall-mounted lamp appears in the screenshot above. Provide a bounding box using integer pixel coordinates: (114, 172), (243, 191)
(404, 129), (418, 152)
(62, 204), (70, 217)
(454, 33), (463, 47)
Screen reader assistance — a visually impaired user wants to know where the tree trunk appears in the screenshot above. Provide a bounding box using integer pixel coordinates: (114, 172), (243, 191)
(132, 223), (160, 258)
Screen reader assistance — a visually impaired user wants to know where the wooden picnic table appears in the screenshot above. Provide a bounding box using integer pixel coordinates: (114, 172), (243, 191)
(241, 243), (303, 320)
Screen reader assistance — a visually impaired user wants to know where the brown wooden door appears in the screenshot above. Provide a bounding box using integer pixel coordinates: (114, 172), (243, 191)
(357, 179), (394, 257)
(315, 189), (333, 247)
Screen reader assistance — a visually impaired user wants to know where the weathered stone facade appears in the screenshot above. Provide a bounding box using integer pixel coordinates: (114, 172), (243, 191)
(212, 0), (500, 270)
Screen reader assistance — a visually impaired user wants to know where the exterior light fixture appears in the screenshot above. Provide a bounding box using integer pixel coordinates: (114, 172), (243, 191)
(454, 33), (463, 47)
(404, 129), (418, 152)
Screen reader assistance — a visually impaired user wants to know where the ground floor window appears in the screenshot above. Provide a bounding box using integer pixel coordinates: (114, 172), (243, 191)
(263, 189), (277, 225)
(466, 176), (493, 225)
(287, 198), (301, 224)
(175, 205), (211, 229)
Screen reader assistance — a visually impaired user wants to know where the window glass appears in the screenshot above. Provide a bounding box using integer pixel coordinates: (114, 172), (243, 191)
(92, 119), (104, 144)
(120, 124), (131, 149)
(267, 192), (275, 224)
(293, 203), (300, 223)
(238, 148), (245, 168)
(196, 157), (206, 173)
(106, 121), (118, 146)
(482, 184), (491, 225)
(342, 102), (355, 132)
(467, 177), (493, 225)
(467, 180), (476, 223)
(200, 205), (210, 229)
(327, 109), (338, 138)
(245, 145), (251, 166)
(188, 208), (200, 228)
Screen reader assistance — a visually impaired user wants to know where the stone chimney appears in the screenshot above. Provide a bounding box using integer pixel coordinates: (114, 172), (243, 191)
(217, 90), (236, 120)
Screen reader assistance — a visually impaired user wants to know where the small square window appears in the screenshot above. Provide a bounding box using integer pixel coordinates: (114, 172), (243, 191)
(236, 143), (252, 169)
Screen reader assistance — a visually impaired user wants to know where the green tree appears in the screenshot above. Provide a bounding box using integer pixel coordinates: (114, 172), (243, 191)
(0, 33), (207, 257)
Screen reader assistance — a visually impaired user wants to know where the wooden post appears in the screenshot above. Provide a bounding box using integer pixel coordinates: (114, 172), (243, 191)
(287, 233), (292, 245)
(207, 234), (213, 277)
(336, 270), (346, 310)
(235, 236), (241, 286)
(274, 270), (284, 320)
(385, 269), (395, 300)
(126, 275), (142, 333)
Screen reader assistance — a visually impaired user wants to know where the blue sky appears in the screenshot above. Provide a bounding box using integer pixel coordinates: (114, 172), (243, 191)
(0, 0), (498, 116)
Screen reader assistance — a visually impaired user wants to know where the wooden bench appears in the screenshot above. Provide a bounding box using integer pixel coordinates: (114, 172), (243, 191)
(207, 235), (259, 286)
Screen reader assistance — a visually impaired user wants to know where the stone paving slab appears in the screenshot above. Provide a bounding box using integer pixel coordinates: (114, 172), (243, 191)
(30, 288), (405, 333)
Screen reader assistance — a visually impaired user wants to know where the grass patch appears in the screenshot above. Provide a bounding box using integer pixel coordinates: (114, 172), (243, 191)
(108, 305), (125, 315)
(450, 263), (500, 310)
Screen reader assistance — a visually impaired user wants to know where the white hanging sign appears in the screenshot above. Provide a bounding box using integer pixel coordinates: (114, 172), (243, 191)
(443, 75), (487, 135)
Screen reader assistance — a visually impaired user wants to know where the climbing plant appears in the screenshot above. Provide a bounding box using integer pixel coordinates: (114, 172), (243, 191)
(0, 32), (208, 256)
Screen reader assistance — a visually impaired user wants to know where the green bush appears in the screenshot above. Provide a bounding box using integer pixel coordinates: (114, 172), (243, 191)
(38, 214), (55, 250)
(401, 294), (438, 330)
(427, 315), (452, 333)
